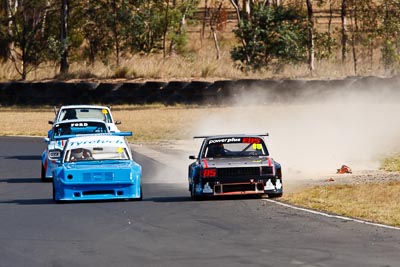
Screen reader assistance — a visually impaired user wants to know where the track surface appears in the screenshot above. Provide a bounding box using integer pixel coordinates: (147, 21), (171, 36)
(1, 136), (400, 267)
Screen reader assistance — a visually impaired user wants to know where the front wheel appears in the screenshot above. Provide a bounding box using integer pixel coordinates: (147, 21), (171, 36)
(52, 180), (61, 203)
(41, 164), (47, 182)
(190, 184), (202, 201)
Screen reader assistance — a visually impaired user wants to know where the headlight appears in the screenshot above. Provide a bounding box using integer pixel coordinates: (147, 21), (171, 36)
(48, 149), (62, 160)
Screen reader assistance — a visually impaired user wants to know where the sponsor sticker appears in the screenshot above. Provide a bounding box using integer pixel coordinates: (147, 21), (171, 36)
(252, 144), (262, 150)
(69, 139), (124, 146)
(242, 137), (261, 144)
(203, 182), (213, 193)
(208, 137), (241, 144)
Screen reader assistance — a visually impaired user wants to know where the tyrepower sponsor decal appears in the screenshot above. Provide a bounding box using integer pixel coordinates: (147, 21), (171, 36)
(69, 139), (124, 147)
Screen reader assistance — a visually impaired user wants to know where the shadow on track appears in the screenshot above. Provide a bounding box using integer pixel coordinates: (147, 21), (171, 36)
(0, 198), (53, 205)
(144, 194), (264, 203)
(5, 155), (42, 160)
(0, 177), (41, 183)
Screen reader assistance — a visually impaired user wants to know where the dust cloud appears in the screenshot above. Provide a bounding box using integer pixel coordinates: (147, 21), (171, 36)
(190, 80), (400, 182)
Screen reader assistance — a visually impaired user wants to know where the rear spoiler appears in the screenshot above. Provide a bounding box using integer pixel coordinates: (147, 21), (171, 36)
(193, 133), (269, 139)
(54, 132), (132, 140)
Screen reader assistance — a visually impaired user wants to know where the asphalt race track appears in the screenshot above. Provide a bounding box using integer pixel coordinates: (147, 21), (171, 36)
(1, 136), (400, 267)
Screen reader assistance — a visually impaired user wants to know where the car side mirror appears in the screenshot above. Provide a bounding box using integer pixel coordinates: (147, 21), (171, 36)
(44, 137), (50, 143)
(48, 120), (54, 125)
(115, 120), (122, 125)
(189, 155), (196, 160)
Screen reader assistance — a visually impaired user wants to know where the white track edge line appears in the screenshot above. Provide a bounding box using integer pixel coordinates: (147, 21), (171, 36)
(264, 199), (400, 231)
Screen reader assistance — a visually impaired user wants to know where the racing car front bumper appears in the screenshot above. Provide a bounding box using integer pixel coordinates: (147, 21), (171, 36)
(194, 177), (282, 197)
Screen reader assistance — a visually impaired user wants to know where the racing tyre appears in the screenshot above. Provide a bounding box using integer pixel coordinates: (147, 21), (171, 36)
(138, 187), (143, 201)
(128, 187), (142, 201)
(41, 164), (46, 182)
(52, 181), (63, 204)
(190, 184), (202, 201)
(52, 182), (57, 202)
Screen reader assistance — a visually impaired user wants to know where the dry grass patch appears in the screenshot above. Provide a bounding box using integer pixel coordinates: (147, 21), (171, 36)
(283, 181), (400, 227)
(381, 155), (400, 172)
(0, 105), (220, 143)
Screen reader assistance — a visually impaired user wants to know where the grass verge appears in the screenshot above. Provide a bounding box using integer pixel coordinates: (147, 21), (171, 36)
(282, 181), (400, 227)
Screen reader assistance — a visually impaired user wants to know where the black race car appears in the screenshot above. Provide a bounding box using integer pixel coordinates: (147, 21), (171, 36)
(188, 134), (282, 200)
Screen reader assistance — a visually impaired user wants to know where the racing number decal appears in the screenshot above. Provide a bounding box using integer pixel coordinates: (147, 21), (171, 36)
(242, 137), (261, 144)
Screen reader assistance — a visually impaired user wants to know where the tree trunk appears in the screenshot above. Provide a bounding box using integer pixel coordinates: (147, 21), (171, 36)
(6, 0), (18, 63)
(341, 0), (348, 63)
(201, 0), (208, 39)
(163, 0), (169, 58)
(328, 0), (333, 54)
(211, 26), (220, 60)
(306, 0), (315, 72)
(243, 0), (250, 19)
(351, 4), (358, 75)
(229, 0), (250, 64)
(210, 2), (224, 60)
(112, 0), (120, 66)
(60, 0), (69, 75)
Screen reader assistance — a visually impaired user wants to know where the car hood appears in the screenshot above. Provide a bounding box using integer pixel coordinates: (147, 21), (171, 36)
(201, 157), (272, 168)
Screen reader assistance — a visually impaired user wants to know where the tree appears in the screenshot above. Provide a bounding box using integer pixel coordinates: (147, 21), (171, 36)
(231, 3), (308, 71)
(379, 0), (400, 73)
(2, 0), (57, 80)
(167, 0), (198, 56)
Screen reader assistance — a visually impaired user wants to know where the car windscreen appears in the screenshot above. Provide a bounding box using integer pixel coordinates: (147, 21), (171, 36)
(51, 122), (108, 140)
(64, 146), (130, 162)
(59, 108), (112, 123)
(203, 137), (268, 158)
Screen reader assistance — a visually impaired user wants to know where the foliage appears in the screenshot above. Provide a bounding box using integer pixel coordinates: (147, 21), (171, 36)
(231, 4), (308, 71)
(128, 1), (165, 54)
(379, 0), (400, 73)
(4, 1), (400, 78)
(0, 0), (59, 79)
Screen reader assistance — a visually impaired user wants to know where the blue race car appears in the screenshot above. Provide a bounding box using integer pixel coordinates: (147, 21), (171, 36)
(52, 134), (142, 202)
(188, 134), (282, 200)
(41, 119), (110, 182)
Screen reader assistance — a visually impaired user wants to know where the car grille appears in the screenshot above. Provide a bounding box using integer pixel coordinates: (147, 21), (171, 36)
(217, 166), (273, 177)
(214, 182), (264, 194)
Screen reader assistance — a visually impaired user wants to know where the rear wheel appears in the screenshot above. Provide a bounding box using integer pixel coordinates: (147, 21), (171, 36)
(138, 187), (143, 201)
